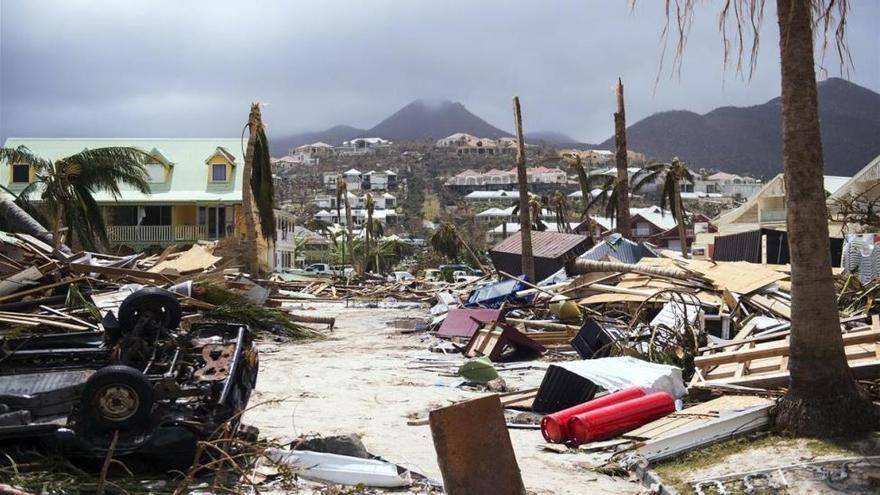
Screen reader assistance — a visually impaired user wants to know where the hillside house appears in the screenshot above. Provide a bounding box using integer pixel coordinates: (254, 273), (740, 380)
(827, 155), (880, 234)
(444, 166), (568, 192)
(713, 173), (850, 235)
(339, 137), (391, 155)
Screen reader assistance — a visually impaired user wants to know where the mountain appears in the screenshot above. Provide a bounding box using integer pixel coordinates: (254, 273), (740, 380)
(368, 99), (510, 141)
(597, 78), (880, 177)
(270, 99), (510, 155)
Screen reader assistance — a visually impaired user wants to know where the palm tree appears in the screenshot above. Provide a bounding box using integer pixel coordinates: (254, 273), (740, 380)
(304, 218), (332, 238)
(242, 103), (276, 275)
(430, 222), (461, 261)
(335, 176), (347, 272)
(649, 0), (872, 437)
(585, 173), (620, 230)
(550, 191), (572, 234)
(632, 158), (694, 257)
(363, 193), (375, 275)
(0, 146), (150, 252)
(341, 180), (355, 276)
(560, 152), (595, 242)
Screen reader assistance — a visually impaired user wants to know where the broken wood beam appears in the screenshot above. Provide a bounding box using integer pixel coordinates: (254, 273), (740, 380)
(567, 259), (691, 281)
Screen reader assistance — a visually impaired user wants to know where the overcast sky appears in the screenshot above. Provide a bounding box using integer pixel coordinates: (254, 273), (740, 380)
(1, 0), (878, 144)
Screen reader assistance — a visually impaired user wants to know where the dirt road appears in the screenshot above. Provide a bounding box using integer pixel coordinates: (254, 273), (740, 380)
(245, 302), (641, 494)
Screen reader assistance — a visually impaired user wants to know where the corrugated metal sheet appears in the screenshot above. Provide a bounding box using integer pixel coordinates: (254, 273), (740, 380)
(712, 228), (842, 267)
(490, 231), (591, 259)
(581, 233), (657, 264)
(489, 231), (593, 282)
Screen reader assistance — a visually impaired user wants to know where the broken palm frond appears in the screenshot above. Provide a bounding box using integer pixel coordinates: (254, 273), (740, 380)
(198, 284), (324, 340)
(249, 115), (276, 244)
(65, 283), (101, 321)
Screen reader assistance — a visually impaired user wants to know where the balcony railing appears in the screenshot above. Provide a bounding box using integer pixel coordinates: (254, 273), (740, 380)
(759, 208), (787, 223)
(108, 225), (208, 245)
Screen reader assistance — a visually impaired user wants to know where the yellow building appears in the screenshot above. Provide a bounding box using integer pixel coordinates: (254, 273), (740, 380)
(1, 138), (293, 271)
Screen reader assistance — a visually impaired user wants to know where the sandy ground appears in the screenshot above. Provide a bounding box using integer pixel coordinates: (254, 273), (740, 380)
(244, 302), (642, 494)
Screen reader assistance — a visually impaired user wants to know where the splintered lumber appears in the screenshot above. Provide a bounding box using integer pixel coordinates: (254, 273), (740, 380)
(147, 244), (222, 275)
(68, 262), (172, 283)
(504, 318), (579, 333)
(567, 259), (691, 281)
(695, 328), (879, 368)
(682, 260), (787, 294)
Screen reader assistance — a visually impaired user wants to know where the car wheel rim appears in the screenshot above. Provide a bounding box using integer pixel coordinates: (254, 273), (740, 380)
(96, 384), (139, 421)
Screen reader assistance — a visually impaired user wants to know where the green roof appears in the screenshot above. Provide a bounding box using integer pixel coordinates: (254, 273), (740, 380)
(1, 138), (245, 204)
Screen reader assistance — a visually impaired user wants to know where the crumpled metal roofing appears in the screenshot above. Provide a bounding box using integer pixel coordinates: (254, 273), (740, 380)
(580, 233), (657, 264)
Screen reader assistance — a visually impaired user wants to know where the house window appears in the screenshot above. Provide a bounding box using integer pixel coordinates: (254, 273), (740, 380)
(212, 164), (227, 182)
(145, 163), (165, 183)
(11, 164), (30, 183)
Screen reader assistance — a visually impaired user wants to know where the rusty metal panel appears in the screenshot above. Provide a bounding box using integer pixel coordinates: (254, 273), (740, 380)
(429, 395), (526, 495)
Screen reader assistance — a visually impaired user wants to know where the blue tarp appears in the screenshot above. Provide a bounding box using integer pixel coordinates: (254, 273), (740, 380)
(464, 278), (530, 308)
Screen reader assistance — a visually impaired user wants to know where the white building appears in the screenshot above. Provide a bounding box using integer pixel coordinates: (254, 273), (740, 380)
(339, 137), (392, 155)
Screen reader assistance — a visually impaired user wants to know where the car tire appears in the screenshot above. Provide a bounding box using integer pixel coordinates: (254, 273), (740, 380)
(80, 365), (153, 432)
(117, 288), (182, 331)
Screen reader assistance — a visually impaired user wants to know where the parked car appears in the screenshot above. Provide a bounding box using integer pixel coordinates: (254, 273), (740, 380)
(0, 288), (259, 471)
(439, 264), (483, 282)
(423, 269), (442, 282)
(389, 271), (415, 282)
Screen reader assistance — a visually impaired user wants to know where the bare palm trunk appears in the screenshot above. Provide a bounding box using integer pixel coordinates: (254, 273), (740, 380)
(513, 97), (535, 281)
(0, 192), (69, 253)
(365, 210), (372, 274)
(51, 205), (64, 253)
(343, 194), (354, 277)
(574, 163), (595, 243)
(242, 104), (261, 275)
(773, 0), (873, 437)
(614, 78), (633, 238)
(673, 185), (689, 258)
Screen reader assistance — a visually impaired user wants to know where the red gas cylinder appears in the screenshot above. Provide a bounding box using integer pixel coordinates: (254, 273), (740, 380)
(568, 391), (675, 445)
(540, 387), (646, 443)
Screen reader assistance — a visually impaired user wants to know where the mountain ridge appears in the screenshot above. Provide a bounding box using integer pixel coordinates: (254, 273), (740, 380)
(270, 78), (880, 176)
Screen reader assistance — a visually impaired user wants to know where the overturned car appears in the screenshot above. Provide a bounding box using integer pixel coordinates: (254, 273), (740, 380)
(0, 287), (259, 470)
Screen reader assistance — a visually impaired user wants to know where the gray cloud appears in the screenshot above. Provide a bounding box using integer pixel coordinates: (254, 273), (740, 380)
(2, 0), (878, 144)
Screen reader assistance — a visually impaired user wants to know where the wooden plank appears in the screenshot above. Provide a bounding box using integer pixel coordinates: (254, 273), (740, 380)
(68, 262), (172, 283)
(695, 329), (879, 368)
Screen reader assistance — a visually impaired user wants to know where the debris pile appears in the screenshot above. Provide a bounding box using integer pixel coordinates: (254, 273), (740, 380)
(411, 233), (880, 492)
(0, 232), (331, 485)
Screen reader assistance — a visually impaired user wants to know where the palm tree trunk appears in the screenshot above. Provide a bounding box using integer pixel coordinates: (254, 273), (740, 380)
(512, 96), (535, 281)
(773, 0), (873, 438)
(0, 191), (71, 254)
(365, 211), (372, 274)
(674, 185), (689, 258)
(575, 164), (595, 243)
(343, 194), (354, 277)
(242, 104), (261, 275)
(52, 205), (63, 253)
(614, 78), (633, 239)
